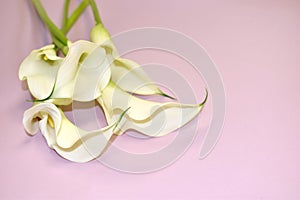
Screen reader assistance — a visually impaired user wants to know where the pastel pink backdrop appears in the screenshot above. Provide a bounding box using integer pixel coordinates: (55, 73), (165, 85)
(1, 0), (299, 199)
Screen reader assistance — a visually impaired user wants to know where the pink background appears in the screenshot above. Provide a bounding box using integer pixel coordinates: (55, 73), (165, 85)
(1, 0), (300, 199)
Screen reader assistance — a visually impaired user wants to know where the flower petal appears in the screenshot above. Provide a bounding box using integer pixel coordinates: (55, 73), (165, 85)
(111, 58), (164, 95)
(98, 82), (207, 137)
(39, 116), (56, 148)
(52, 124), (114, 163)
(51, 40), (111, 104)
(19, 45), (62, 100)
(72, 45), (111, 101)
(51, 41), (96, 101)
(46, 106), (110, 149)
(23, 103), (62, 147)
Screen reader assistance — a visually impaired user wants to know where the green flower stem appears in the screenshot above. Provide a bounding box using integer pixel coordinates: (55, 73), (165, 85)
(31, 0), (68, 46)
(63, 0), (89, 34)
(52, 36), (68, 55)
(32, 0), (105, 55)
(61, 0), (70, 31)
(89, 0), (103, 25)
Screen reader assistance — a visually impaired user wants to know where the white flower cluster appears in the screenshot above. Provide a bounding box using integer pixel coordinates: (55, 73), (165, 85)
(19, 20), (207, 162)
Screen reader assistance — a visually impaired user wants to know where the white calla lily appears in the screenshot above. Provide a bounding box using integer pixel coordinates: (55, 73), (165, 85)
(97, 82), (207, 137)
(19, 40), (111, 105)
(90, 24), (171, 97)
(23, 102), (116, 162)
(23, 102), (61, 147)
(19, 45), (62, 100)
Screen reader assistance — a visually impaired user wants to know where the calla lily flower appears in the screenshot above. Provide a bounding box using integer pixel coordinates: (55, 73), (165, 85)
(52, 40), (111, 104)
(19, 40), (111, 105)
(23, 102), (116, 163)
(90, 24), (170, 97)
(98, 82), (207, 137)
(19, 45), (62, 100)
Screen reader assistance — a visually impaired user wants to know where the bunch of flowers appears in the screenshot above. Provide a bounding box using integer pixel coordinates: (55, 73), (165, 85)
(19, 0), (207, 162)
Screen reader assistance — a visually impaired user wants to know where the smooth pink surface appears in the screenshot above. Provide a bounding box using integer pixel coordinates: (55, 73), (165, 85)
(1, 0), (300, 199)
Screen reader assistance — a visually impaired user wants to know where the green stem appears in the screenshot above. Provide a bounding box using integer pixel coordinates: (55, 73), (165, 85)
(61, 0), (70, 32)
(89, 0), (103, 25)
(52, 36), (68, 55)
(31, 0), (68, 46)
(51, 35), (63, 49)
(63, 0), (89, 34)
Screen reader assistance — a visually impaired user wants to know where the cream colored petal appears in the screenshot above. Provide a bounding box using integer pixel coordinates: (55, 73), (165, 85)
(120, 103), (204, 137)
(72, 46), (111, 101)
(111, 58), (164, 95)
(55, 109), (87, 148)
(19, 45), (62, 100)
(99, 82), (161, 120)
(23, 103), (62, 147)
(51, 40), (97, 101)
(52, 40), (110, 103)
(39, 116), (56, 148)
(98, 82), (207, 137)
(52, 124), (115, 163)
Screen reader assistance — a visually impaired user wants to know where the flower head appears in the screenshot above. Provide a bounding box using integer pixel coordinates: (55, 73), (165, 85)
(19, 45), (62, 100)
(19, 40), (111, 105)
(23, 102), (116, 163)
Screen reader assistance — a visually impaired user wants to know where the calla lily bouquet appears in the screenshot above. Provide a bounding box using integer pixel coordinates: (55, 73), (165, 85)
(20, 0), (207, 163)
